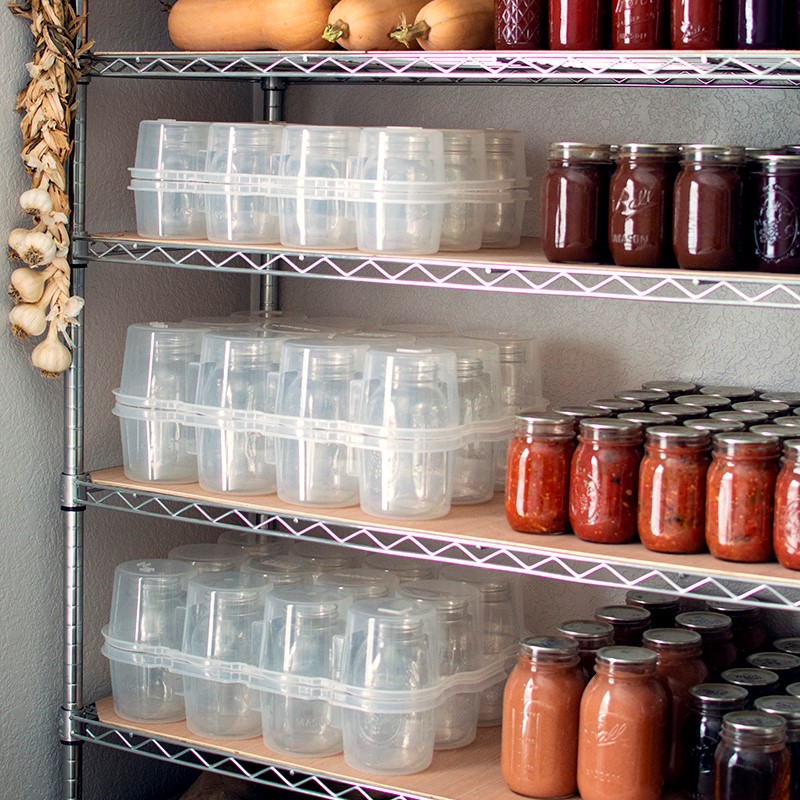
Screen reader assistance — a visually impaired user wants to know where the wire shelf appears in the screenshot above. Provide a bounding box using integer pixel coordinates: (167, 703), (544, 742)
(88, 50), (800, 87)
(78, 234), (800, 309)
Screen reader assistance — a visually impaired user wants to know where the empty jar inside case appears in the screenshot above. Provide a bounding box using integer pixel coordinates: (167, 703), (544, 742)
(168, 543), (245, 574)
(356, 346), (460, 520)
(482, 129), (528, 249)
(317, 567), (399, 600)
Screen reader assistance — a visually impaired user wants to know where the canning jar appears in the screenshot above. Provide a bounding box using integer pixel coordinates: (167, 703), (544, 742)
(557, 619), (615, 680)
(612, 0), (667, 48)
(501, 636), (585, 798)
(495, 0), (545, 48)
(753, 695), (800, 800)
(542, 142), (613, 264)
(734, 0), (784, 49)
(670, 0), (723, 48)
(625, 590), (680, 629)
(676, 611), (738, 679)
(595, 605), (651, 647)
(681, 683), (749, 800)
(673, 145), (745, 271)
(609, 144), (677, 268)
(638, 426), (711, 555)
(714, 711), (790, 800)
(707, 601), (769, 657)
(733, 400), (791, 420)
(705, 433), (780, 563)
(548, 0), (604, 48)
(776, 441), (800, 570)
(722, 668), (781, 704)
(577, 647), (668, 800)
(569, 419), (643, 544)
(505, 412), (576, 534)
(750, 155), (800, 274)
(643, 628), (709, 785)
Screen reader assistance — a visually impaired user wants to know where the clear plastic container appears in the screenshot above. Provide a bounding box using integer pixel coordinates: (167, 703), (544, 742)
(134, 119), (210, 172)
(482, 129), (528, 248)
(317, 567), (399, 600)
(380, 322), (456, 337)
(217, 531), (285, 559)
(106, 558), (195, 723)
(289, 540), (360, 576)
(168, 543), (244, 574)
(275, 338), (368, 507)
(362, 553), (440, 583)
(340, 598), (440, 774)
(240, 553), (315, 586)
(115, 322), (206, 483)
(278, 125), (359, 249)
(397, 579), (483, 750)
(194, 329), (286, 495)
(304, 316), (374, 334)
(130, 176), (207, 239)
(181, 571), (271, 739)
(356, 346), (460, 520)
(260, 585), (351, 756)
(440, 129), (487, 252)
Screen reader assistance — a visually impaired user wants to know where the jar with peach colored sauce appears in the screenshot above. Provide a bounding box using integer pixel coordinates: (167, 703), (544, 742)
(501, 636), (586, 798)
(577, 646), (668, 800)
(557, 619), (615, 681)
(644, 628), (709, 785)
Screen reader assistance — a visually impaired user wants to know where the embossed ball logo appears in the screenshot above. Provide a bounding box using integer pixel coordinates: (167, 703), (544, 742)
(755, 188), (799, 261)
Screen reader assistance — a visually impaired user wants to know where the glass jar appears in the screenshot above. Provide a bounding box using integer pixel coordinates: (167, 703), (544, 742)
(577, 646), (668, 800)
(676, 611), (738, 680)
(569, 419), (643, 544)
(642, 379), (699, 397)
(701, 385), (758, 402)
(733, 400), (791, 420)
(625, 590), (681, 629)
(612, 0), (667, 48)
(615, 389), (671, 407)
(710, 410), (770, 428)
(734, 0), (784, 48)
(721, 668), (781, 704)
(676, 393), (732, 412)
(707, 602), (769, 657)
(681, 683), (749, 800)
(753, 695), (800, 800)
(746, 653), (800, 692)
(505, 412), (576, 535)
(638, 426), (711, 555)
(495, 0), (545, 48)
(670, 0), (723, 48)
(714, 711), (790, 800)
(777, 639), (800, 657)
(673, 145), (746, 271)
(557, 619), (615, 680)
(761, 392), (800, 409)
(643, 628), (709, 785)
(541, 142), (613, 264)
(595, 605), (651, 646)
(501, 636), (586, 798)
(609, 144), (678, 268)
(705, 433), (781, 563)
(684, 419), (746, 434)
(548, 0), (604, 48)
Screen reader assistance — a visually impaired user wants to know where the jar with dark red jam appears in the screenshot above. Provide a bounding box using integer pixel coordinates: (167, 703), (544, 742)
(750, 155), (800, 274)
(673, 145), (745, 271)
(548, 0), (603, 48)
(671, 0), (723, 48)
(505, 412), (576, 535)
(676, 611), (738, 679)
(707, 601), (768, 657)
(714, 711), (790, 800)
(495, 0), (545, 48)
(626, 590), (680, 628)
(682, 683), (749, 800)
(595, 605), (651, 646)
(542, 143), (613, 265)
(722, 668), (781, 704)
(638, 426), (711, 555)
(734, 0), (784, 48)
(747, 653), (800, 692)
(753, 695), (800, 800)
(705, 433), (780, 563)
(609, 144), (677, 268)
(612, 0), (667, 47)
(569, 419), (643, 544)
(557, 619), (615, 681)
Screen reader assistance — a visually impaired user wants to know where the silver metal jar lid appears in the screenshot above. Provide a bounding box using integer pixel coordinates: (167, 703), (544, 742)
(722, 668), (780, 688)
(513, 411), (575, 437)
(760, 391), (800, 408)
(645, 425), (711, 445)
(721, 710), (787, 738)
(552, 405), (612, 420)
(676, 611), (732, 632)
(774, 638), (800, 656)
(684, 419), (745, 433)
(596, 646), (657, 666)
(650, 403), (707, 420)
(679, 144), (746, 164)
(558, 619), (615, 641)
(578, 419), (643, 440)
(676, 393), (729, 410)
(642, 380), (698, 395)
(549, 142), (613, 162)
(733, 400), (790, 417)
(643, 628), (702, 647)
(746, 652), (800, 672)
(614, 389), (671, 405)
(519, 635), (579, 658)
(689, 682), (749, 706)
(619, 411), (677, 427)
(595, 605), (651, 626)
(709, 410), (769, 425)
(625, 590), (680, 610)
(700, 385), (757, 401)
(749, 424), (800, 442)
(588, 398), (646, 414)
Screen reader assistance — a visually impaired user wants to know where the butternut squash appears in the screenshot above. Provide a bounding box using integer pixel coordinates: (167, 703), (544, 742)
(167, 0), (335, 51)
(323, 0), (428, 51)
(389, 0), (494, 50)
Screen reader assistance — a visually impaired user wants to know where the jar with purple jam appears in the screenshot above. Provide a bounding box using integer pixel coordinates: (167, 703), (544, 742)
(722, 668), (781, 705)
(673, 145), (746, 271)
(626, 590), (681, 629)
(707, 602), (768, 657)
(495, 0), (545, 48)
(542, 143), (613, 265)
(557, 619), (615, 681)
(734, 0), (784, 48)
(609, 144), (678, 269)
(676, 611), (738, 679)
(750, 155), (800, 274)
(595, 605), (651, 646)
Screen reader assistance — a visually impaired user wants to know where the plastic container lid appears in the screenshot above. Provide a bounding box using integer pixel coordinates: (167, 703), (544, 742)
(240, 554), (314, 586)
(317, 567), (399, 600)
(290, 541), (359, 573)
(167, 543), (244, 573)
(217, 531), (285, 558)
(362, 553), (439, 582)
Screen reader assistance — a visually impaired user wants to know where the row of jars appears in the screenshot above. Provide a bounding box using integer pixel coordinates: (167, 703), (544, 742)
(504, 382), (800, 568)
(501, 631), (800, 800)
(495, 0), (798, 50)
(541, 142), (800, 274)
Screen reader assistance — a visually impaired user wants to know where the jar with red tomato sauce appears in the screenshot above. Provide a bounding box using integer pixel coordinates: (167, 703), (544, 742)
(549, 0), (604, 49)
(638, 426), (711, 555)
(505, 412), (576, 535)
(569, 418), (643, 544)
(775, 440), (800, 571)
(670, 0), (723, 48)
(705, 432), (780, 563)
(612, 0), (667, 48)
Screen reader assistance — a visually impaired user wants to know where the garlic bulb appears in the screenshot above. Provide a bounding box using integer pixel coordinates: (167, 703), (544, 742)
(18, 231), (57, 266)
(9, 302), (47, 338)
(19, 187), (53, 217)
(9, 267), (48, 303)
(7, 227), (30, 259)
(31, 324), (72, 377)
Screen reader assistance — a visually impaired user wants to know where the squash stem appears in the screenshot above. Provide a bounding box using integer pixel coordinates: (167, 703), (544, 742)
(322, 20), (349, 43)
(389, 18), (430, 48)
